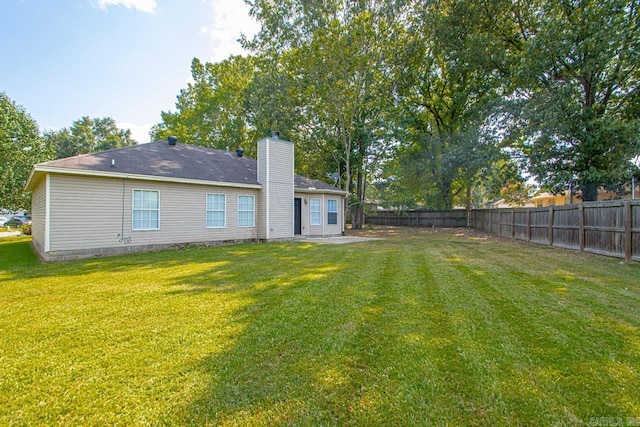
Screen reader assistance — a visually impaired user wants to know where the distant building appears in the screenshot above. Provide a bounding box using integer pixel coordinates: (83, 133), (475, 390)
(484, 199), (535, 209)
(531, 186), (640, 207)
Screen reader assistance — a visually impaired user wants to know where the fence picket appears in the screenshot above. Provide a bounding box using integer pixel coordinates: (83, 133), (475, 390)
(366, 200), (639, 261)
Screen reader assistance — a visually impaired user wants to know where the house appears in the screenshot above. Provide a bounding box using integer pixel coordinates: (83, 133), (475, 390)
(530, 192), (572, 207)
(484, 198), (535, 209)
(25, 135), (347, 261)
(531, 187), (640, 207)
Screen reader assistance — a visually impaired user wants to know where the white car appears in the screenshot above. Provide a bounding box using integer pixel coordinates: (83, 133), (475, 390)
(0, 216), (8, 227)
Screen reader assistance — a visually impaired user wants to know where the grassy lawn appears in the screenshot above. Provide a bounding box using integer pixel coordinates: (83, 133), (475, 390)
(1, 228), (640, 425)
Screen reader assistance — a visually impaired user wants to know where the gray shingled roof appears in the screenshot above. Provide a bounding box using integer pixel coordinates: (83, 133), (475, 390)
(294, 174), (341, 192)
(36, 140), (341, 191)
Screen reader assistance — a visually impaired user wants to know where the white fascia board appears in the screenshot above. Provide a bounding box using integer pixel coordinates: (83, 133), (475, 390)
(29, 166), (263, 190)
(294, 188), (348, 196)
(24, 168), (40, 191)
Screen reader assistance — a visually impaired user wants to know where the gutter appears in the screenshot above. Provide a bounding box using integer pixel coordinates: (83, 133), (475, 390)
(294, 188), (348, 196)
(25, 166), (263, 191)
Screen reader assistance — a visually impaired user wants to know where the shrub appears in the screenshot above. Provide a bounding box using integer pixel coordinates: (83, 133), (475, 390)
(21, 224), (32, 235)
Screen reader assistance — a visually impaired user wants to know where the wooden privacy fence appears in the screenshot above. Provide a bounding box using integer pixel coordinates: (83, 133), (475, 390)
(366, 209), (468, 228)
(366, 200), (640, 261)
(470, 200), (640, 261)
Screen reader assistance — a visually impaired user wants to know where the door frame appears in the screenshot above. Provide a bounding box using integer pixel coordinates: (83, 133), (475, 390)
(294, 197), (302, 235)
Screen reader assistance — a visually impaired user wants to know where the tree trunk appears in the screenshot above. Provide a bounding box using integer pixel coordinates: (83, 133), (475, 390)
(466, 184), (472, 228)
(581, 182), (599, 202)
(436, 179), (453, 210)
(352, 166), (365, 229)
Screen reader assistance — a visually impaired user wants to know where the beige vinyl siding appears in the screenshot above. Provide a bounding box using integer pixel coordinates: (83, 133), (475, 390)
(257, 140), (268, 239)
(49, 174), (123, 252)
(267, 140), (294, 239)
(258, 137), (294, 240)
(324, 197), (343, 235)
(296, 192), (311, 236)
(307, 193), (325, 236)
(30, 175), (47, 254)
(294, 191), (344, 236)
(48, 174), (259, 252)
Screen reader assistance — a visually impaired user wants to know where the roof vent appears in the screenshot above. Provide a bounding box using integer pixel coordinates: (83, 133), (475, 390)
(236, 147), (244, 157)
(168, 136), (177, 146)
(270, 131), (280, 139)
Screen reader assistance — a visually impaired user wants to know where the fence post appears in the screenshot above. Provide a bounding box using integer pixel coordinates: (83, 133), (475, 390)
(511, 210), (515, 239)
(625, 200), (632, 261)
(548, 206), (555, 246)
(578, 204), (584, 252)
(527, 209), (531, 242)
(498, 210), (502, 237)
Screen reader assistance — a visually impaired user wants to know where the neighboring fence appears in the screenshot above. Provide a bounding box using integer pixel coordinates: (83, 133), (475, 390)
(366, 209), (468, 228)
(366, 200), (640, 261)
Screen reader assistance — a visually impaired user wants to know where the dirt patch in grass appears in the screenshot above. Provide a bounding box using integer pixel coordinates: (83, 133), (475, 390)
(347, 224), (516, 242)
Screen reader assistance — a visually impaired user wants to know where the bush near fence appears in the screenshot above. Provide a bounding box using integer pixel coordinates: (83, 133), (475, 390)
(366, 200), (640, 262)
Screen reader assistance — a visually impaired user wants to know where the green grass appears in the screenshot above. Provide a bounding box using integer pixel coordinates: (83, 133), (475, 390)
(1, 228), (640, 425)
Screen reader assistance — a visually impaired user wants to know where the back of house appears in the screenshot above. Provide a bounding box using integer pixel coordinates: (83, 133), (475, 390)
(26, 135), (346, 261)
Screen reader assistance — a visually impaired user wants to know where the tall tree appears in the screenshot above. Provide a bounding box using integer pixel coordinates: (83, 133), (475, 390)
(507, 0), (640, 200)
(245, 0), (398, 228)
(388, 0), (505, 209)
(151, 56), (259, 154)
(0, 93), (53, 210)
(44, 117), (137, 159)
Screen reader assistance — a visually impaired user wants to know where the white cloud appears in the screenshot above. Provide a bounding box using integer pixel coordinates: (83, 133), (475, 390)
(118, 122), (154, 143)
(96, 0), (157, 14)
(200, 0), (260, 62)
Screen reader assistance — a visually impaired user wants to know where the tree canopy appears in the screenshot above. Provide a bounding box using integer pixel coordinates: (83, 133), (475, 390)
(151, 56), (258, 154)
(505, 0), (640, 201)
(0, 93), (53, 210)
(45, 116), (137, 159)
(152, 0), (640, 213)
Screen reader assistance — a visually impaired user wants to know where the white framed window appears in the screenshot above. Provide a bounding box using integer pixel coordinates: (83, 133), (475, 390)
(310, 198), (321, 225)
(206, 194), (226, 228)
(327, 199), (338, 225)
(238, 195), (255, 227)
(132, 189), (159, 230)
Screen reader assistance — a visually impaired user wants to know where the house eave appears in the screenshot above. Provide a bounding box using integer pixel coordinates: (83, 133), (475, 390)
(294, 187), (348, 196)
(26, 166), (263, 190)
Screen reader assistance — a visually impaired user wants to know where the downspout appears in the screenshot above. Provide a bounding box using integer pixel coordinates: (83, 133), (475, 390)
(342, 195), (345, 234)
(44, 173), (50, 253)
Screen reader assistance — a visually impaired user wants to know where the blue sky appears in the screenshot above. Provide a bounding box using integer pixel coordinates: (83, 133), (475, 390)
(1, 0), (259, 142)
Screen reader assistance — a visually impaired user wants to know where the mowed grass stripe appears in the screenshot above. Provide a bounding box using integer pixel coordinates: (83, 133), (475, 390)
(1, 230), (640, 425)
(436, 238), (640, 420)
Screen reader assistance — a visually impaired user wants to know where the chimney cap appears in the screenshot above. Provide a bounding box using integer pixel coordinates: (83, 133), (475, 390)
(236, 147), (245, 157)
(168, 136), (177, 146)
